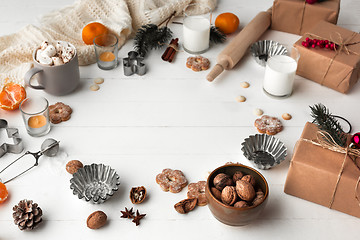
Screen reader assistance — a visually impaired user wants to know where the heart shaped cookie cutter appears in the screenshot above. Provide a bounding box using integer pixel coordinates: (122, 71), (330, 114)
(123, 51), (146, 76)
(0, 119), (23, 158)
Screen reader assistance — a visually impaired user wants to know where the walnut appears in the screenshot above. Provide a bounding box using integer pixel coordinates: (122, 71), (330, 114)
(66, 160), (83, 174)
(130, 186), (147, 204)
(252, 195), (265, 206)
(234, 201), (249, 208)
(232, 171), (244, 183)
(241, 175), (256, 187)
(235, 180), (255, 202)
(174, 198), (197, 214)
(211, 187), (222, 201)
(221, 186), (237, 206)
(213, 173), (233, 191)
(87, 211), (107, 229)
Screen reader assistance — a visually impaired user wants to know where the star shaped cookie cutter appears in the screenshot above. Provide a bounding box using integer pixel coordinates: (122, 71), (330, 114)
(0, 119), (24, 158)
(123, 51), (146, 76)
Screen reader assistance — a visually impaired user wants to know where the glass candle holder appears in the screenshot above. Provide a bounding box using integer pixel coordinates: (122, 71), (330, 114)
(20, 97), (50, 137)
(183, 4), (212, 54)
(94, 33), (119, 70)
(263, 46), (300, 98)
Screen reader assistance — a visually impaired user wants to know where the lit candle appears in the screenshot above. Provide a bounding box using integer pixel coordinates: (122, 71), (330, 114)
(28, 115), (47, 128)
(99, 52), (115, 62)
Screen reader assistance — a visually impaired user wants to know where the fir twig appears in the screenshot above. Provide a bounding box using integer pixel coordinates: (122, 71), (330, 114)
(210, 26), (226, 44)
(310, 103), (347, 147)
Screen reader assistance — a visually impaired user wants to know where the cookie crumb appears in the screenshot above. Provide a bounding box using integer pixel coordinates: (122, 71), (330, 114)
(236, 96), (246, 102)
(240, 82), (250, 88)
(254, 108), (263, 116)
(90, 84), (100, 91)
(282, 113), (292, 120)
(94, 78), (104, 84)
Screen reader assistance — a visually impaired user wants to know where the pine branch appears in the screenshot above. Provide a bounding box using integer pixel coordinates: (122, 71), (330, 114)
(310, 103), (347, 147)
(210, 26), (226, 44)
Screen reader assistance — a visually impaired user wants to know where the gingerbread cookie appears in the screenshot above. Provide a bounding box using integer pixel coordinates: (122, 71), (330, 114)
(49, 102), (72, 124)
(156, 168), (188, 193)
(254, 115), (283, 135)
(186, 56), (210, 72)
(187, 181), (207, 206)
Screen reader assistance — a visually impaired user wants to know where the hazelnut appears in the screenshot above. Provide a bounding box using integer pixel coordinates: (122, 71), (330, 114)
(232, 171), (244, 183)
(213, 173), (233, 191)
(66, 160), (83, 174)
(211, 187), (222, 201)
(241, 175), (256, 187)
(234, 201), (249, 208)
(130, 186), (147, 204)
(235, 180), (255, 202)
(87, 211), (107, 229)
(174, 198), (197, 214)
(221, 186), (237, 206)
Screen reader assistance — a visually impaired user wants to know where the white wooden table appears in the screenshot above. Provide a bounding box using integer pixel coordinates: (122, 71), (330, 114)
(1, 0), (360, 239)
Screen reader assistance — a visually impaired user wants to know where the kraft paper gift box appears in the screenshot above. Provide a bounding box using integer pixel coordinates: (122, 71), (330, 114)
(284, 122), (360, 218)
(293, 21), (360, 94)
(271, 0), (340, 35)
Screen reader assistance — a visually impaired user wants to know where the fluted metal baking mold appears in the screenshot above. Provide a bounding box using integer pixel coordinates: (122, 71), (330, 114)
(70, 163), (120, 204)
(241, 134), (287, 170)
(250, 40), (288, 67)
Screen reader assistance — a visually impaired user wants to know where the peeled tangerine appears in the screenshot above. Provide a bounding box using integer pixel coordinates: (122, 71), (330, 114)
(0, 182), (8, 203)
(0, 82), (26, 110)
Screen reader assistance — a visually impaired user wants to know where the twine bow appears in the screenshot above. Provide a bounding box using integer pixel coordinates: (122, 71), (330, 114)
(300, 130), (360, 208)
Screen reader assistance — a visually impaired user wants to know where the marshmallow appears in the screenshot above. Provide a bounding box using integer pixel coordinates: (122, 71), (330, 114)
(52, 57), (64, 66)
(37, 54), (53, 66)
(35, 49), (43, 61)
(40, 41), (49, 50)
(56, 41), (69, 53)
(42, 45), (56, 58)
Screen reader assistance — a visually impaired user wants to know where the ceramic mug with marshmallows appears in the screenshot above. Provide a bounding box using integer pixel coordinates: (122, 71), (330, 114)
(24, 41), (80, 96)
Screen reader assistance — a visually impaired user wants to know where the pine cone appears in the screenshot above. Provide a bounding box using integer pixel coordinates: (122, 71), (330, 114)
(13, 199), (43, 231)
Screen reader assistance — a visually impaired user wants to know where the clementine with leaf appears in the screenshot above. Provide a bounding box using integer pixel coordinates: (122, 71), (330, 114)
(0, 82), (26, 111)
(215, 12), (240, 34)
(82, 22), (109, 45)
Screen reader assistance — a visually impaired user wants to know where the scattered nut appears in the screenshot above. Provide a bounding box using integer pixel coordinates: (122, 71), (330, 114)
(282, 113), (292, 120)
(235, 180), (255, 202)
(94, 78), (104, 84)
(87, 211), (107, 229)
(130, 186), (147, 204)
(241, 175), (256, 187)
(211, 187), (222, 201)
(232, 171), (244, 183)
(213, 173), (233, 191)
(254, 108), (263, 116)
(174, 198), (197, 214)
(236, 95), (246, 102)
(234, 201), (249, 208)
(221, 186), (237, 206)
(66, 160), (83, 174)
(90, 84), (100, 91)
(240, 82), (250, 88)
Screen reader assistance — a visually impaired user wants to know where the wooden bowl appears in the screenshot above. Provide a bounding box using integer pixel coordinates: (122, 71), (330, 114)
(205, 164), (269, 226)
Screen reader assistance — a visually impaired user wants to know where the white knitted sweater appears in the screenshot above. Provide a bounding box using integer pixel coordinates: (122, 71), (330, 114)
(0, 0), (216, 89)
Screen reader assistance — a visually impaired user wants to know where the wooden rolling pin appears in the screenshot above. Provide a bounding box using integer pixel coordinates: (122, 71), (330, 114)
(206, 9), (272, 82)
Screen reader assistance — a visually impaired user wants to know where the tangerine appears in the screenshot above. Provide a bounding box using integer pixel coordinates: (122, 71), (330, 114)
(0, 182), (8, 203)
(215, 12), (240, 34)
(0, 82), (26, 111)
(82, 22), (109, 45)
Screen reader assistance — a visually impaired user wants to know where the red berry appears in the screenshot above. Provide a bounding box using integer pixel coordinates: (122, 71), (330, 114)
(324, 40), (329, 45)
(306, 0), (318, 4)
(304, 42), (310, 48)
(306, 37), (310, 42)
(330, 43), (335, 50)
(311, 44), (316, 48)
(325, 44), (330, 49)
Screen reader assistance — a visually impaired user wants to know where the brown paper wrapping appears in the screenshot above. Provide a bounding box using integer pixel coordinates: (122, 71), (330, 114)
(284, 122), (360, 218)
(271, 0), (340, 35)
(293, 21), (360, 94)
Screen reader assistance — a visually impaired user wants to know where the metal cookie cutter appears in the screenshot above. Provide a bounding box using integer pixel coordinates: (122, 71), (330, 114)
(123, 51), (146, 76)
(0, 138), (59, 184)
(0, 119), (23, 158)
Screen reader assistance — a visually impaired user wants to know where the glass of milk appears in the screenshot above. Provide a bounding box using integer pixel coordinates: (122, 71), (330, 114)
(183, 4), (212, 54)
(263, 46), (300, 98)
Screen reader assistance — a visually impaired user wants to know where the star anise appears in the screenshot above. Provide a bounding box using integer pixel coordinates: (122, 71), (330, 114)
(120, 207), (135, 219)
(132, 210), (146, 226)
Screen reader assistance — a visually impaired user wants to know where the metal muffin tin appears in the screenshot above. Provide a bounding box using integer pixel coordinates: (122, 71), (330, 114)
(70, 163), (120, 204)
(250, 40), (287, 67)
(241, 134), (287, 170)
